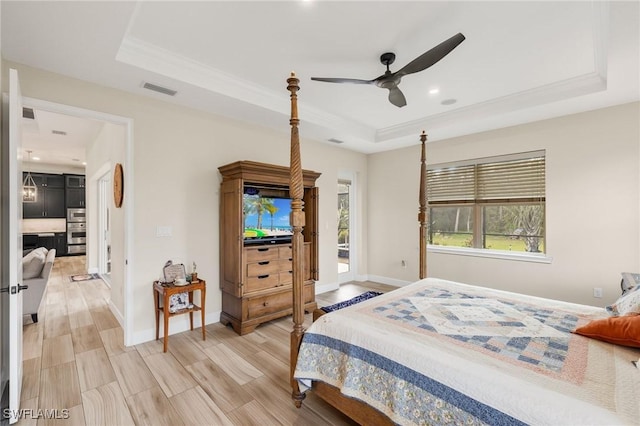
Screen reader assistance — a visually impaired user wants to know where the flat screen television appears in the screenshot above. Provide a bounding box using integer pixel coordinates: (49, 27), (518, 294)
(243, 186), (293, 245)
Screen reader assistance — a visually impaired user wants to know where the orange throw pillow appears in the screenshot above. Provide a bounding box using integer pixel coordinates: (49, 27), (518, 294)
(573, 315), (640, 348)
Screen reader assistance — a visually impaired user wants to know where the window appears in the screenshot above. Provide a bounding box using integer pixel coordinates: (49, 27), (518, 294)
(427, 151), (545, 253)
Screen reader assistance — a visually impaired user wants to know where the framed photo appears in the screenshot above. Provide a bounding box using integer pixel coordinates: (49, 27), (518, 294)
(169, 292), (189, 313)
(163, 263), (186, 283)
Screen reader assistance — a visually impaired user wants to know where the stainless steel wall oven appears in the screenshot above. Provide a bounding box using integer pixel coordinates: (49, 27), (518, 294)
(67, 208), (86, 254)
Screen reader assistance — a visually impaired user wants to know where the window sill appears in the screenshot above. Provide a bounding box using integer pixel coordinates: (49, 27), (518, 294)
(427, 245), (552, 264)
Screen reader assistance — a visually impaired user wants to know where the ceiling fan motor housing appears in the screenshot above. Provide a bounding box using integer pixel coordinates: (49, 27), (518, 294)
(380, 52), (396, 67)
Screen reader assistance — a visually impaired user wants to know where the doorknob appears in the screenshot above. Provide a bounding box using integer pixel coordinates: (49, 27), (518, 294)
(0, 285), (28, 294)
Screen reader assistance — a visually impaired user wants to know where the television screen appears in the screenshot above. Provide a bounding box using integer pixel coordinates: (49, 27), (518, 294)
(243, 191), (293, 243)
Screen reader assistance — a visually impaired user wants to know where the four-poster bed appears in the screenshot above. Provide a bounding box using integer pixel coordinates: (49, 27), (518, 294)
(285, 73), (640, 425)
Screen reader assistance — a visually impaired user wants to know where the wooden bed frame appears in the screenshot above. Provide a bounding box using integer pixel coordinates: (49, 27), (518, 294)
(286, 72), (429, 424)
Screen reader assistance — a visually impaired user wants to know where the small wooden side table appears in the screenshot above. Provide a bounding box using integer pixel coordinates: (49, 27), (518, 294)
(153, 279), (206, 352)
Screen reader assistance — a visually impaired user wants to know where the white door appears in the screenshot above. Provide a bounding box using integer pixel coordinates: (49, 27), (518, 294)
(2, 68), (24, 424)
(98, 173), (111, 278)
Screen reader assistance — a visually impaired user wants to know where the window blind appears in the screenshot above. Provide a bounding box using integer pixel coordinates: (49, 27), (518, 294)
(427, 153), (545, 204)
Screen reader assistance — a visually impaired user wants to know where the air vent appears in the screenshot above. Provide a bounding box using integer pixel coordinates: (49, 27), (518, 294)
(327, 138), (344, 144)
(142, 82), (177, 96)
(52, 130), (67, 136)
(22, 107), (35, 119)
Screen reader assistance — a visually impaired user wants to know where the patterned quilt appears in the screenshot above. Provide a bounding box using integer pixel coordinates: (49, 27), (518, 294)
(294, 278), (640, 425)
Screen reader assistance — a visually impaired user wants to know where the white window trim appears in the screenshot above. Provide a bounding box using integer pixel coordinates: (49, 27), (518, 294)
(428, 244), (552, 264)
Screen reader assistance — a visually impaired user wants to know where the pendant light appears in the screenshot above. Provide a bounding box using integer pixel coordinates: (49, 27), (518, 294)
(23, 150), (38, 203)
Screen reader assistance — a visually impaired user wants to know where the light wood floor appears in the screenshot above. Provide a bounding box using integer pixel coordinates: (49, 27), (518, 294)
(18, 255), (394, 425)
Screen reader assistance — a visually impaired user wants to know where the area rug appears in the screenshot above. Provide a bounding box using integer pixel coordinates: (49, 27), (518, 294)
(69, 273), (101, 282)
(320, 291), (383, 314)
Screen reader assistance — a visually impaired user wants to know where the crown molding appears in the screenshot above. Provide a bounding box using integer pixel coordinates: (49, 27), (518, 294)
(375, 71), (607, 143)
(116, 35), (374, 143)
(375, 1), (610, 143)
(116, 2), (609, 148)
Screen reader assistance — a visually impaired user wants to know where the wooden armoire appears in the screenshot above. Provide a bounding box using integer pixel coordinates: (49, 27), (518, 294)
(218, 161), (320, 335)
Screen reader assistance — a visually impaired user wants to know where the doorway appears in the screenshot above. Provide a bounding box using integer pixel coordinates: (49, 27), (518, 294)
(98, 172), (112, 285)
(23, 96), (133, 344)
(338, 172), (356, 283)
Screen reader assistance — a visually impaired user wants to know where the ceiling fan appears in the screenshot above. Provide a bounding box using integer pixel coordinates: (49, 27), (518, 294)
(311, 33), (465, 108)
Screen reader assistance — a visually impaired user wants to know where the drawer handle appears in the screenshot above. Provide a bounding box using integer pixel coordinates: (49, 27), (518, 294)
(263, 302), (269, 307)
(288, 271), (293, 274)
(258, 275), (269, 279)
(288, 258), (293, 261)
(258, 261), (270, 265)
(257, 248), (270, 252)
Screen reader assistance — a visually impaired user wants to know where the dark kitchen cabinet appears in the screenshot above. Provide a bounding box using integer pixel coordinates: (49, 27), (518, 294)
(22, 173), (66, 218)
(65, 174), (85, 188)
(65, 174), (86, 208)
(30, 173), (64, 189)
(54, 232), (67, 255)
(24, 232), (67, 256)
(65, 188), (85, 208)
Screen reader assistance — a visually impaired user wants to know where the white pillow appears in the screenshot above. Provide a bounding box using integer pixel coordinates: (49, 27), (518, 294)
(22, 247), (48, 279)
(606, 284), (640, 316)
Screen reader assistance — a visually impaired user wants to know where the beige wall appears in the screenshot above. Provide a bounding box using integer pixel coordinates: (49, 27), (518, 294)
(86, 122), (126, 317)
(3, 61), (368, 344)
(368, 102), (640, 307)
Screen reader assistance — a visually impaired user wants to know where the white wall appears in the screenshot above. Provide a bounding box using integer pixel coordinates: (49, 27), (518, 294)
(369, 102), (640, 307)
(86, 122), (126, 317)
(3, 61), (369, 344)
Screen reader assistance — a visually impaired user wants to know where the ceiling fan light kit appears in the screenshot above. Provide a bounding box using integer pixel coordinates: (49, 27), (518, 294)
(311, 32), (465, 108)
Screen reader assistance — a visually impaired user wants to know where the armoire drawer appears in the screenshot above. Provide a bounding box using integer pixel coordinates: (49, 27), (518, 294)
(247, 291), (291, 318)
(245, 246), (280, 263)
(278, 246), (292, 259)
(245, 274), (279, 293)
(246, 260), (282, 277)
(279, 271), (292, 285)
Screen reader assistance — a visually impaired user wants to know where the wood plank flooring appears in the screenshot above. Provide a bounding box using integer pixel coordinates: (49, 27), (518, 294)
(19, 255), (394, 425)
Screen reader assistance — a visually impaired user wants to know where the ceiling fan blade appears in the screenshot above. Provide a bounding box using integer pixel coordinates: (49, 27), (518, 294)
(388, 86), (407, 108)
(310, 77), (374, 85)
(396, 33), (465, 77)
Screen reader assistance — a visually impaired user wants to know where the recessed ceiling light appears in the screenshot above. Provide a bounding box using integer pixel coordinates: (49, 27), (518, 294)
(32, 157), (40, 161)
(429, 88), (440, 95)
(441, 98), (457, 105)
(82, 162), (87, 166)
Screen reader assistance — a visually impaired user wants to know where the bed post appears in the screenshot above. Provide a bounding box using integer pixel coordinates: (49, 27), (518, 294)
(419, 131), (428, 279)
(287, 72), (306, 408)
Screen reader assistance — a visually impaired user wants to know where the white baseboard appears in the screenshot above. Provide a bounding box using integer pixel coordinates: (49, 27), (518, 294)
(355, 273), (369, 282)
(131, 310), (221, 346)
(87, 267), (99, 274)
(315, 282), (339, 294)
(365, 274), (412, 288)
(108, 300), (124, 328)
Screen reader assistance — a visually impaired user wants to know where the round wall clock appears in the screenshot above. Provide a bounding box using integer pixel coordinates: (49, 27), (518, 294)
(113, 163), (124, 208)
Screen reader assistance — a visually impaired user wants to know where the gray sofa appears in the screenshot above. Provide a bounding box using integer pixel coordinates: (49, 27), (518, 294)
(22, 247), (56, 323)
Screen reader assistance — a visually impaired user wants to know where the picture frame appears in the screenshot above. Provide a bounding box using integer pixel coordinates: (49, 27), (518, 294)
(163, 263), (186, 283)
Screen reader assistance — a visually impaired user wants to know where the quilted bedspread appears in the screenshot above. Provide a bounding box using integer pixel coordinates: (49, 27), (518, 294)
(294, 278), (640, 425)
